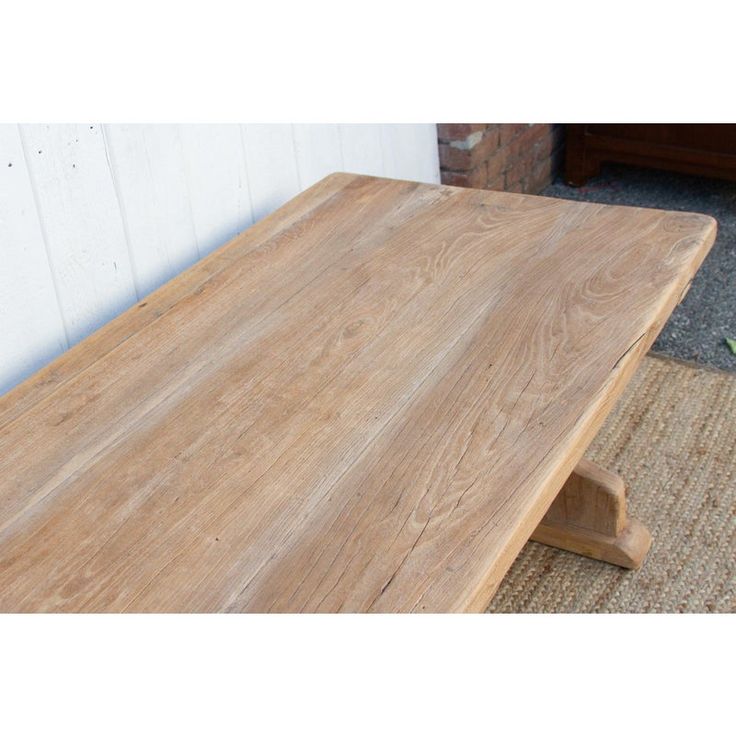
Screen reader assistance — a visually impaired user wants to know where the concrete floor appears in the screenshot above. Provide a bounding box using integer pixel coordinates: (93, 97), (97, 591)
(542, 165), (736, 372)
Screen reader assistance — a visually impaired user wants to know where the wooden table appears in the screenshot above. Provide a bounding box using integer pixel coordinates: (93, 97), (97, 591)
(565, 124), (736, 186)
(0, 173), (716, 612)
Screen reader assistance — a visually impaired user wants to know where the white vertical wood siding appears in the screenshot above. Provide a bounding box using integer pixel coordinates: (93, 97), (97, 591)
(0, 124), (439, 395)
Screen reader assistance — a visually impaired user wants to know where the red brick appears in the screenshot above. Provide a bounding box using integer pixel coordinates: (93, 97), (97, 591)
(526, 158), (554, 194)
(486, 174), (506, 191)
(533, 125), (563, 161)
(504, 178), (525, 193)
(533, 132), (556, 162)
(477, 126), (501, 158)
(530, 123), (553, 139)
(483, 125), (501, 148)
(450, 128), (501, 169)
(506, 155), (532, 183)
(438, 122), (564, 195)
(498, 123), (529, 147)
(439, 142), (469, 170)
(507, 125), (548, 163)
(441, 161), (487, 189)
(437, 123), (488, 142)
(504, 153), (535, 192)
(485, 150), (507, 180)
(440, 169), (469, 187)
(528, 124), (551, 144)
(465, 161), (488, 188)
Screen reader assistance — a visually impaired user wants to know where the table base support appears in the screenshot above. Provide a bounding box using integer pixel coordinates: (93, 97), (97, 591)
(530, 458), (651, 569)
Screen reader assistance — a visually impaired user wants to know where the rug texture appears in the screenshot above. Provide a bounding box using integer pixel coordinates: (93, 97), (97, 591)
(487, 353), (736, 613)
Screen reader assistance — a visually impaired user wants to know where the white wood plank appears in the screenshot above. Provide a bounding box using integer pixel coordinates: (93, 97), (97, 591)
(241, 125), (301, 222)
(103, 124), (200, 297)
(338, 124), (385, 177)
(292, 124), (344, 189)
(0, 125), (68, 395)
(381, 124), (440, 183)
(19, 124), (137, 345)
(2, 124), (440, 395)
(416, 123), (441, 184)
(179, 125), (254, 256)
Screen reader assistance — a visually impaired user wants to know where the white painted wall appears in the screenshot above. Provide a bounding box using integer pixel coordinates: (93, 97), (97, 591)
(0, 124), (439, 395)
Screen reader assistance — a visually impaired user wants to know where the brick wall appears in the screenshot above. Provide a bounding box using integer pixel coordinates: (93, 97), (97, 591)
(437, 124), (565, 194)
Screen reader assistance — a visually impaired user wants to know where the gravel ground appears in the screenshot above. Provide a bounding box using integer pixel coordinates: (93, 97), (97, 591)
(542, 165), (736, 372)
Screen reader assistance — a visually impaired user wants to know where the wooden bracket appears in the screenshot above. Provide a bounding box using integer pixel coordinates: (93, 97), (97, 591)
(531, 458), (651, 569)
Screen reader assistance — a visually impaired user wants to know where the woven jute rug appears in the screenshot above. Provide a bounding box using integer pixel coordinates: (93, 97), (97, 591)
(488, 353), (736, 613)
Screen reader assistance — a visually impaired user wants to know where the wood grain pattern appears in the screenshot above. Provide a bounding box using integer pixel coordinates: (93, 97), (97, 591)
(542, 458), (626, 537)
(0, 173), (716, 612)
(531, 458), (651, 568)
(0, 124), (439, 395)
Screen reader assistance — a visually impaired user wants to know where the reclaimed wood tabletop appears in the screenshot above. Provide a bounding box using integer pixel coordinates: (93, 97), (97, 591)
(0, 173), (716, 612)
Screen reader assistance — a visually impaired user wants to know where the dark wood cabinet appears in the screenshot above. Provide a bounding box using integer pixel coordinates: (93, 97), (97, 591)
(565, 124), (736, 186)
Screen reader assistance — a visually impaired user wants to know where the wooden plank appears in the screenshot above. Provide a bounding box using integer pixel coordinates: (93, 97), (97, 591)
(0, 174), (716, 612)
(339, 125), (385, 177)
(0, 172), (349, 429)
(415, 123), (441, 183)
(0, 125), (437, 397)
(566, 124), (736, 186)
(292, 124), (343, 188)
(178, 124), (254, 256)
(241, 124), (301, 222)
(532, 514), (651, 569)
(544, 457), (627, 537)
(0, 125), (68, 394)
(381, 124), (440, 182)
(102, 124), (200, 296)
(531, 458), (652, 568)
(19, 124), (138, 343)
